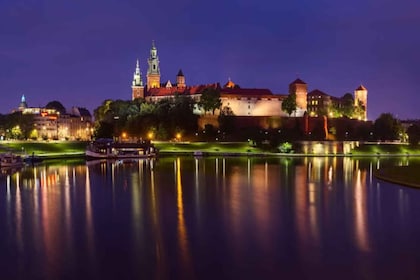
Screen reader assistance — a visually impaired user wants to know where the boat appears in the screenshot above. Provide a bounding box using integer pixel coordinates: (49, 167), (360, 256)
(0, 153), (24, 168)
(193, 150), (207, 157)
(23, 153), (43, 164)
(86, 138), (157, 159)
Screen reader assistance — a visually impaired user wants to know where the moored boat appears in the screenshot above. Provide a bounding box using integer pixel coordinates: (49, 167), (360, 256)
(86, 138), (157, 159)
(23, 153), (43, 164)
(0, 153), (24, 168)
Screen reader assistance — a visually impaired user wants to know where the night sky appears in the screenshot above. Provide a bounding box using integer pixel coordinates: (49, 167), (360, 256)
(1, 0), (419, 120)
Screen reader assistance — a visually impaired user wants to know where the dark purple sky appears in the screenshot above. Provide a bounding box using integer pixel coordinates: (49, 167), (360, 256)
(1, 0), (419, 120)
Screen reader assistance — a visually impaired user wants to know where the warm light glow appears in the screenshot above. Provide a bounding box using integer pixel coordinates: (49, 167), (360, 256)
(176, 133), (181, 140)
(148, 132), (154, 140)
(122, 132), (127, 139)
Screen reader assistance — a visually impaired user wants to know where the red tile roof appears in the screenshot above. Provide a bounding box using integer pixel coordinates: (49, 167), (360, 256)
(308, 89), (330, 96)
(147, 83), (219, 97)
(221, 88), (273, 96)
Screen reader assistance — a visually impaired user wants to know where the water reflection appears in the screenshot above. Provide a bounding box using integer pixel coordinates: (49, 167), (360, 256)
(175, 158), (193, 278)
(1, 156), (420, 279)
(354, 168), (369, 252)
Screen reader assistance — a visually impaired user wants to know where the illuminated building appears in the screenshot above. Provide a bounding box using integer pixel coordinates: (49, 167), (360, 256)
(354, 85), (368, 120)
(307, 86), (368, 120)
(131, 42), (367, 119)
(16, 96), (93, 140)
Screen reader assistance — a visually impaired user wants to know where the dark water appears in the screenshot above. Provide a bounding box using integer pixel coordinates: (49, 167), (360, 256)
(1, 156), (420, 279)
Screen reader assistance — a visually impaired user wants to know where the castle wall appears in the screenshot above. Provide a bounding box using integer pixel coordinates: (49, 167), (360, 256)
(221, 97), (290, 117)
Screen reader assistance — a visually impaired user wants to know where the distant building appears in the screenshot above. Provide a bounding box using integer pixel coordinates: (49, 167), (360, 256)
(58, 107), (93, 140)
(23, 107), (59, 139)
(307, 89), (338, 117)
(307, 86), (368, 120)
(17, 96), (93, 140)
(131, 42), (368, 119)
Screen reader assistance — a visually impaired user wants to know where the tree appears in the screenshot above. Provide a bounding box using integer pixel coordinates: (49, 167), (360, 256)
(218, 106), (235, 136)
(407, 124), (420, 145)
(373, 113), (402, 141)
(171, 94), (198, 135)
(94, 121), (114, 139)
(282, 93), (297, 116)
(198, 88), (221, 115)
(341, 93), (355, 118)
(140, 102), (156, 115)
(353, 101), (365, 120)
(0, 112), (34, 140)
(46, 101), (66, 114)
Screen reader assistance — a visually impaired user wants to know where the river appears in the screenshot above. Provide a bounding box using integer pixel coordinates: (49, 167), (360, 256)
(1, 156), (420, 279)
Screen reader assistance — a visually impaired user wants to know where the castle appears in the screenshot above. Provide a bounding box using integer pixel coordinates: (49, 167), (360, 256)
(132, 42), (368, 120)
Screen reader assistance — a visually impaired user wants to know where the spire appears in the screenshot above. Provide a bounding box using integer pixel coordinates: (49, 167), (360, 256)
(224, 77), (235, 88)
(148, 41), (160, 75)
(132, 59), (143, 87)
(18, 94), (28, 111)
(356, 84), (367, 91)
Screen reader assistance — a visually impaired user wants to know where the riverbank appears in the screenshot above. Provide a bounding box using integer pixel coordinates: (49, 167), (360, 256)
(351, 143), (420, 156)
(1, 141), (420, 158)
(375, 166), (420, 188)
(0, 141), (87, 159)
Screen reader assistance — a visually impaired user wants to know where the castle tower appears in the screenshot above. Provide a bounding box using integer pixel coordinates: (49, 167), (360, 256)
(147, 40), (160, 89)
(18, 94), (28, 111)
(354, 85), (368, 120)
(289, 78), (307, 112)
(176, 69), (186, 89)
(132, 59), (145, 100)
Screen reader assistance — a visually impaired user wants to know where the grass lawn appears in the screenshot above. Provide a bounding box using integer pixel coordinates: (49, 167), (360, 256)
(0, 141), (88, 157)
(1, 141), (420, 158)
(0, 141), (264, 157)
(154, 141), (265, 154)
(352, 143), (420, 155)
(375, 166), (420, 188)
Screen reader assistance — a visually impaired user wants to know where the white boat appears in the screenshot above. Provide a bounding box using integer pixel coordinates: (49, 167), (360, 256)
(0, 153), (24, 168)
(86, 139), (157, 159)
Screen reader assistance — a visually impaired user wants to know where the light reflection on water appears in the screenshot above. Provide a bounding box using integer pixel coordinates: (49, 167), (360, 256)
(1, 156), (420, 279)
